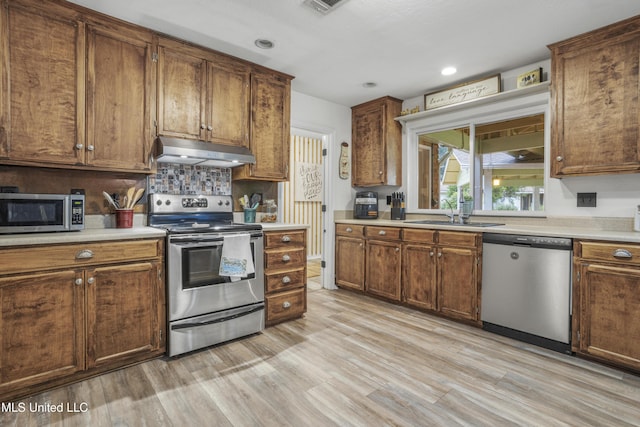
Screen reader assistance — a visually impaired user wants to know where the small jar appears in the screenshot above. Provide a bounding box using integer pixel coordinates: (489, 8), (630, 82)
(262, 199), (277, 223)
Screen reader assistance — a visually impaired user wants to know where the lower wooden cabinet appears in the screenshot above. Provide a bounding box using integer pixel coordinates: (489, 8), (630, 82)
(335, 224), (365, 291)
(0, 238), (165, 401)
(264, 229), (307, 325)
(574, 240), (640, 372)
(335, 223), (481, 324)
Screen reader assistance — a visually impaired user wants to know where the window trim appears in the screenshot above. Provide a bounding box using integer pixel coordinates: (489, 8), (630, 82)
(403, 88), (550, 217)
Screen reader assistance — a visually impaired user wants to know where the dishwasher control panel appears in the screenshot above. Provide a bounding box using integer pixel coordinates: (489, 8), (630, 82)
(483, 233), (572, 249)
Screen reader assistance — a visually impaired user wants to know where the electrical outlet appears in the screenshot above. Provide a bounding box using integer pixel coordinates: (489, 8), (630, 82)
(577, 192), (597, 207)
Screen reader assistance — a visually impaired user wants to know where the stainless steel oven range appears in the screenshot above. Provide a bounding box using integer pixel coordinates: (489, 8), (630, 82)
(148, 194), (264, 357)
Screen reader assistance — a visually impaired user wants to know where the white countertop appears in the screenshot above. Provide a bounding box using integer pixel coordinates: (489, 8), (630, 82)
(335, 218), (640, 244)
(0, 227), (167, 247)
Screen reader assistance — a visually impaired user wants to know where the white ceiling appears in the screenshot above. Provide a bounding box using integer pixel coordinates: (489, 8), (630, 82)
(68, 0), (640, 107)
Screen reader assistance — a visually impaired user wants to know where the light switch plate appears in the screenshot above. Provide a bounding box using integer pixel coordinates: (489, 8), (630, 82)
(577, 192), (597, 207)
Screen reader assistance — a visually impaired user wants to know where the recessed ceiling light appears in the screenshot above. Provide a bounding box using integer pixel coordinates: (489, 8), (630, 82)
(255, 39), (274, 49)
(362, 82), (377, 88)
(441, 66), (457, 76)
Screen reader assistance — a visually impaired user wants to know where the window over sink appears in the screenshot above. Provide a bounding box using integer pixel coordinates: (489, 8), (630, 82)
(404, 86), (549, 216)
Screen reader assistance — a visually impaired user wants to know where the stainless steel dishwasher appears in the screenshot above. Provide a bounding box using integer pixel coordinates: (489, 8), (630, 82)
(481, 233), (572, 354)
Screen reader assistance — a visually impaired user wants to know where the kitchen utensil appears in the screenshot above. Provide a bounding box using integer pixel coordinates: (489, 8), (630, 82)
(130, 188), (145, 208)
(125, 187), (136, 209)
(103, 191), (119, 210)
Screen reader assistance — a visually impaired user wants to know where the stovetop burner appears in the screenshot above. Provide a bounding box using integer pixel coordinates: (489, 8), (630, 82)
(148, 194), (262, 234)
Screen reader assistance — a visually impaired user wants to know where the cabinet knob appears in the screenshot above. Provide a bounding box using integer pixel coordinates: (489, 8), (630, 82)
(75, 249), (94, 259)
(438, 252), (442, 257)
(282, 276), (291, 284)
(87, 277), (95, 285)
(282, 301), (291, 309)
(201, 123), (206, 129)
(378, 230), (386, 236)
(556, 156), (563, 162)
(282, 254), (291, 262)
(395, 247), (400, 252)
(429, 251), (434, 257)
(345, 227), (353, 233)
(87, 145), (95, 151)
(281, 235), (291, 242)
(613, 249), (632, 259)
(359, 243), (363, 248)
(379, 171), (383, 175)
(207, 125), (213, 131)
(75, 143), (84, 150)
(75, 278), (83, 286)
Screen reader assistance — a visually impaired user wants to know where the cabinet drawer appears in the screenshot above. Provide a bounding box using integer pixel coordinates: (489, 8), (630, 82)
(265, 247), (306, 270)
(365, 226), (401, 240)
(0, 239), (162, 275)
(437, 231), (479, 248)
(266, 288), (306, 324)
(402, 228), (436, 243)
(264, 230), (306, 249)
(265, 267), (305, 293)
(336, 224), (364, 237)
(578, 241), (640, 266)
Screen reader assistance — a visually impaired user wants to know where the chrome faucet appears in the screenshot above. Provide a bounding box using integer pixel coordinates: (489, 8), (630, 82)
(443, 200), (456, 223)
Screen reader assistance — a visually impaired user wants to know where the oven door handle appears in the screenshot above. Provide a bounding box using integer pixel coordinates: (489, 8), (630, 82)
(170, 232), (263, 244)
(171, 304), (265, 330)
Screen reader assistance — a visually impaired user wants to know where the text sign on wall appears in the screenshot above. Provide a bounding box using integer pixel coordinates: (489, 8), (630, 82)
(295, 162), (322, 202)
(425, 74), (501, 110)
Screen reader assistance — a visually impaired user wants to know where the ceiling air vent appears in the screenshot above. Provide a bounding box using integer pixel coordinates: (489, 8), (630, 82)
(303, 0), (350, 14)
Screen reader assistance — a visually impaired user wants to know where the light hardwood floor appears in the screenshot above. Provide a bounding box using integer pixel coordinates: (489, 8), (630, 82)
(3, 289), (640, 427)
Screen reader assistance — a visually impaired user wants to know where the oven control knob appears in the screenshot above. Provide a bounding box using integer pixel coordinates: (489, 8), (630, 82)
(156, 200), (163, 206)
(165, 200), (171, 206)
(217, 200), (223, 206)
(225, 200), (230, 206)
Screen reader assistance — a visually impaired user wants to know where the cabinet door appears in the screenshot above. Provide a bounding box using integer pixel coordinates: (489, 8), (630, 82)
(0, 270), (84, 394)
(86, 24), (154, 171)
(157, 43), (207, 140)
(335, 236), (365, 291)
(438, 246), (478, 321)
(578, 263), (640, 370)
(206, 58), (250, 147)
(403, 243), (437, 311)
(235, 72), (290, 180)
(2, 2), (84, 165)
(352, 103), (384, 186)
(86, 262), (161, 369)
(551, 23), (640, 177)
(366, 240), (401, 301)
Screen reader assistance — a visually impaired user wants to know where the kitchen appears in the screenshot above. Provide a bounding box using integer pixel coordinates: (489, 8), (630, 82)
(2, 0), (640, 425)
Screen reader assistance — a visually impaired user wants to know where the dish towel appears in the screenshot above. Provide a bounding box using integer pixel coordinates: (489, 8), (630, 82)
(219, 234), (254, 282)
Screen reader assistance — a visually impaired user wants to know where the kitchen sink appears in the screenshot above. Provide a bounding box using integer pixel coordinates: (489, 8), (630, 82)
(404, 220), (504, 227)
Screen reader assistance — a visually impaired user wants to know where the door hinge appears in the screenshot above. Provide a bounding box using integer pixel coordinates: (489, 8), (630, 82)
(576, 330), (580, 343)
(159, 329), (163, 343)
(322, 204), (327, 212)
(152, 52), (158, 63)
(321, 260), (326, 268)
(322, 148), (327, 156)
(576, 271), (580, 282)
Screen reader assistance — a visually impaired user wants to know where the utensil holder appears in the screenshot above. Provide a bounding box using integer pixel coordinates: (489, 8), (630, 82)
(243, 208), (257, 223)
(115, 209), (134, 228)
(391, 207), (405, 220)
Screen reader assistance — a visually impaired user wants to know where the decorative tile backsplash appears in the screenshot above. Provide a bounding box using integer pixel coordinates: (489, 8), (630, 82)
(148, 163), (232, 195)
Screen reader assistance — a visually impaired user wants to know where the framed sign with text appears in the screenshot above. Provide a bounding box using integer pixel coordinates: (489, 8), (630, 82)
(424, 74), (501, 110)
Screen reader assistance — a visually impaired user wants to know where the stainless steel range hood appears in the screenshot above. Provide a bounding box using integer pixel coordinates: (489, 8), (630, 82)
(155, 137), (255, 168)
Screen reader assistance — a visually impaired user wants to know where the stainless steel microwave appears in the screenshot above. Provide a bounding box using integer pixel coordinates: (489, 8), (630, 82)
(0, 193), (85, 234)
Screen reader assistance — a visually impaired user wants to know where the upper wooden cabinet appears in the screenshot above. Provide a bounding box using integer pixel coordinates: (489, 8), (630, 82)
(0, 0), (83, 165)
(0, 0), (155, 173)
(351, 96), (403, 187)
(234, 70), (292, 181)
(549, 15), (640, 177)
(157, 37), (250, 147)
(85, 20), (155, 172)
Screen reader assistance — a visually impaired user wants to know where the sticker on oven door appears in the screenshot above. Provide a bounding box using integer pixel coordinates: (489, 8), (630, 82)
(219, 256), (247, 277)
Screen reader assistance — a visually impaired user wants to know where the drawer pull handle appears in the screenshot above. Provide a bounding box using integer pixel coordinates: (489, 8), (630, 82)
(345, 227), (353, 233)
(281, 235), (291, 242)
(76, 249), (94, 259)
(282, 254), (291, 262)
(75, 278), (83, 286)
(378, 230), (386, 236)
(282, 276), (291, 284)
(282, 301), (291, 309)
(613, 249), (632, 259)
